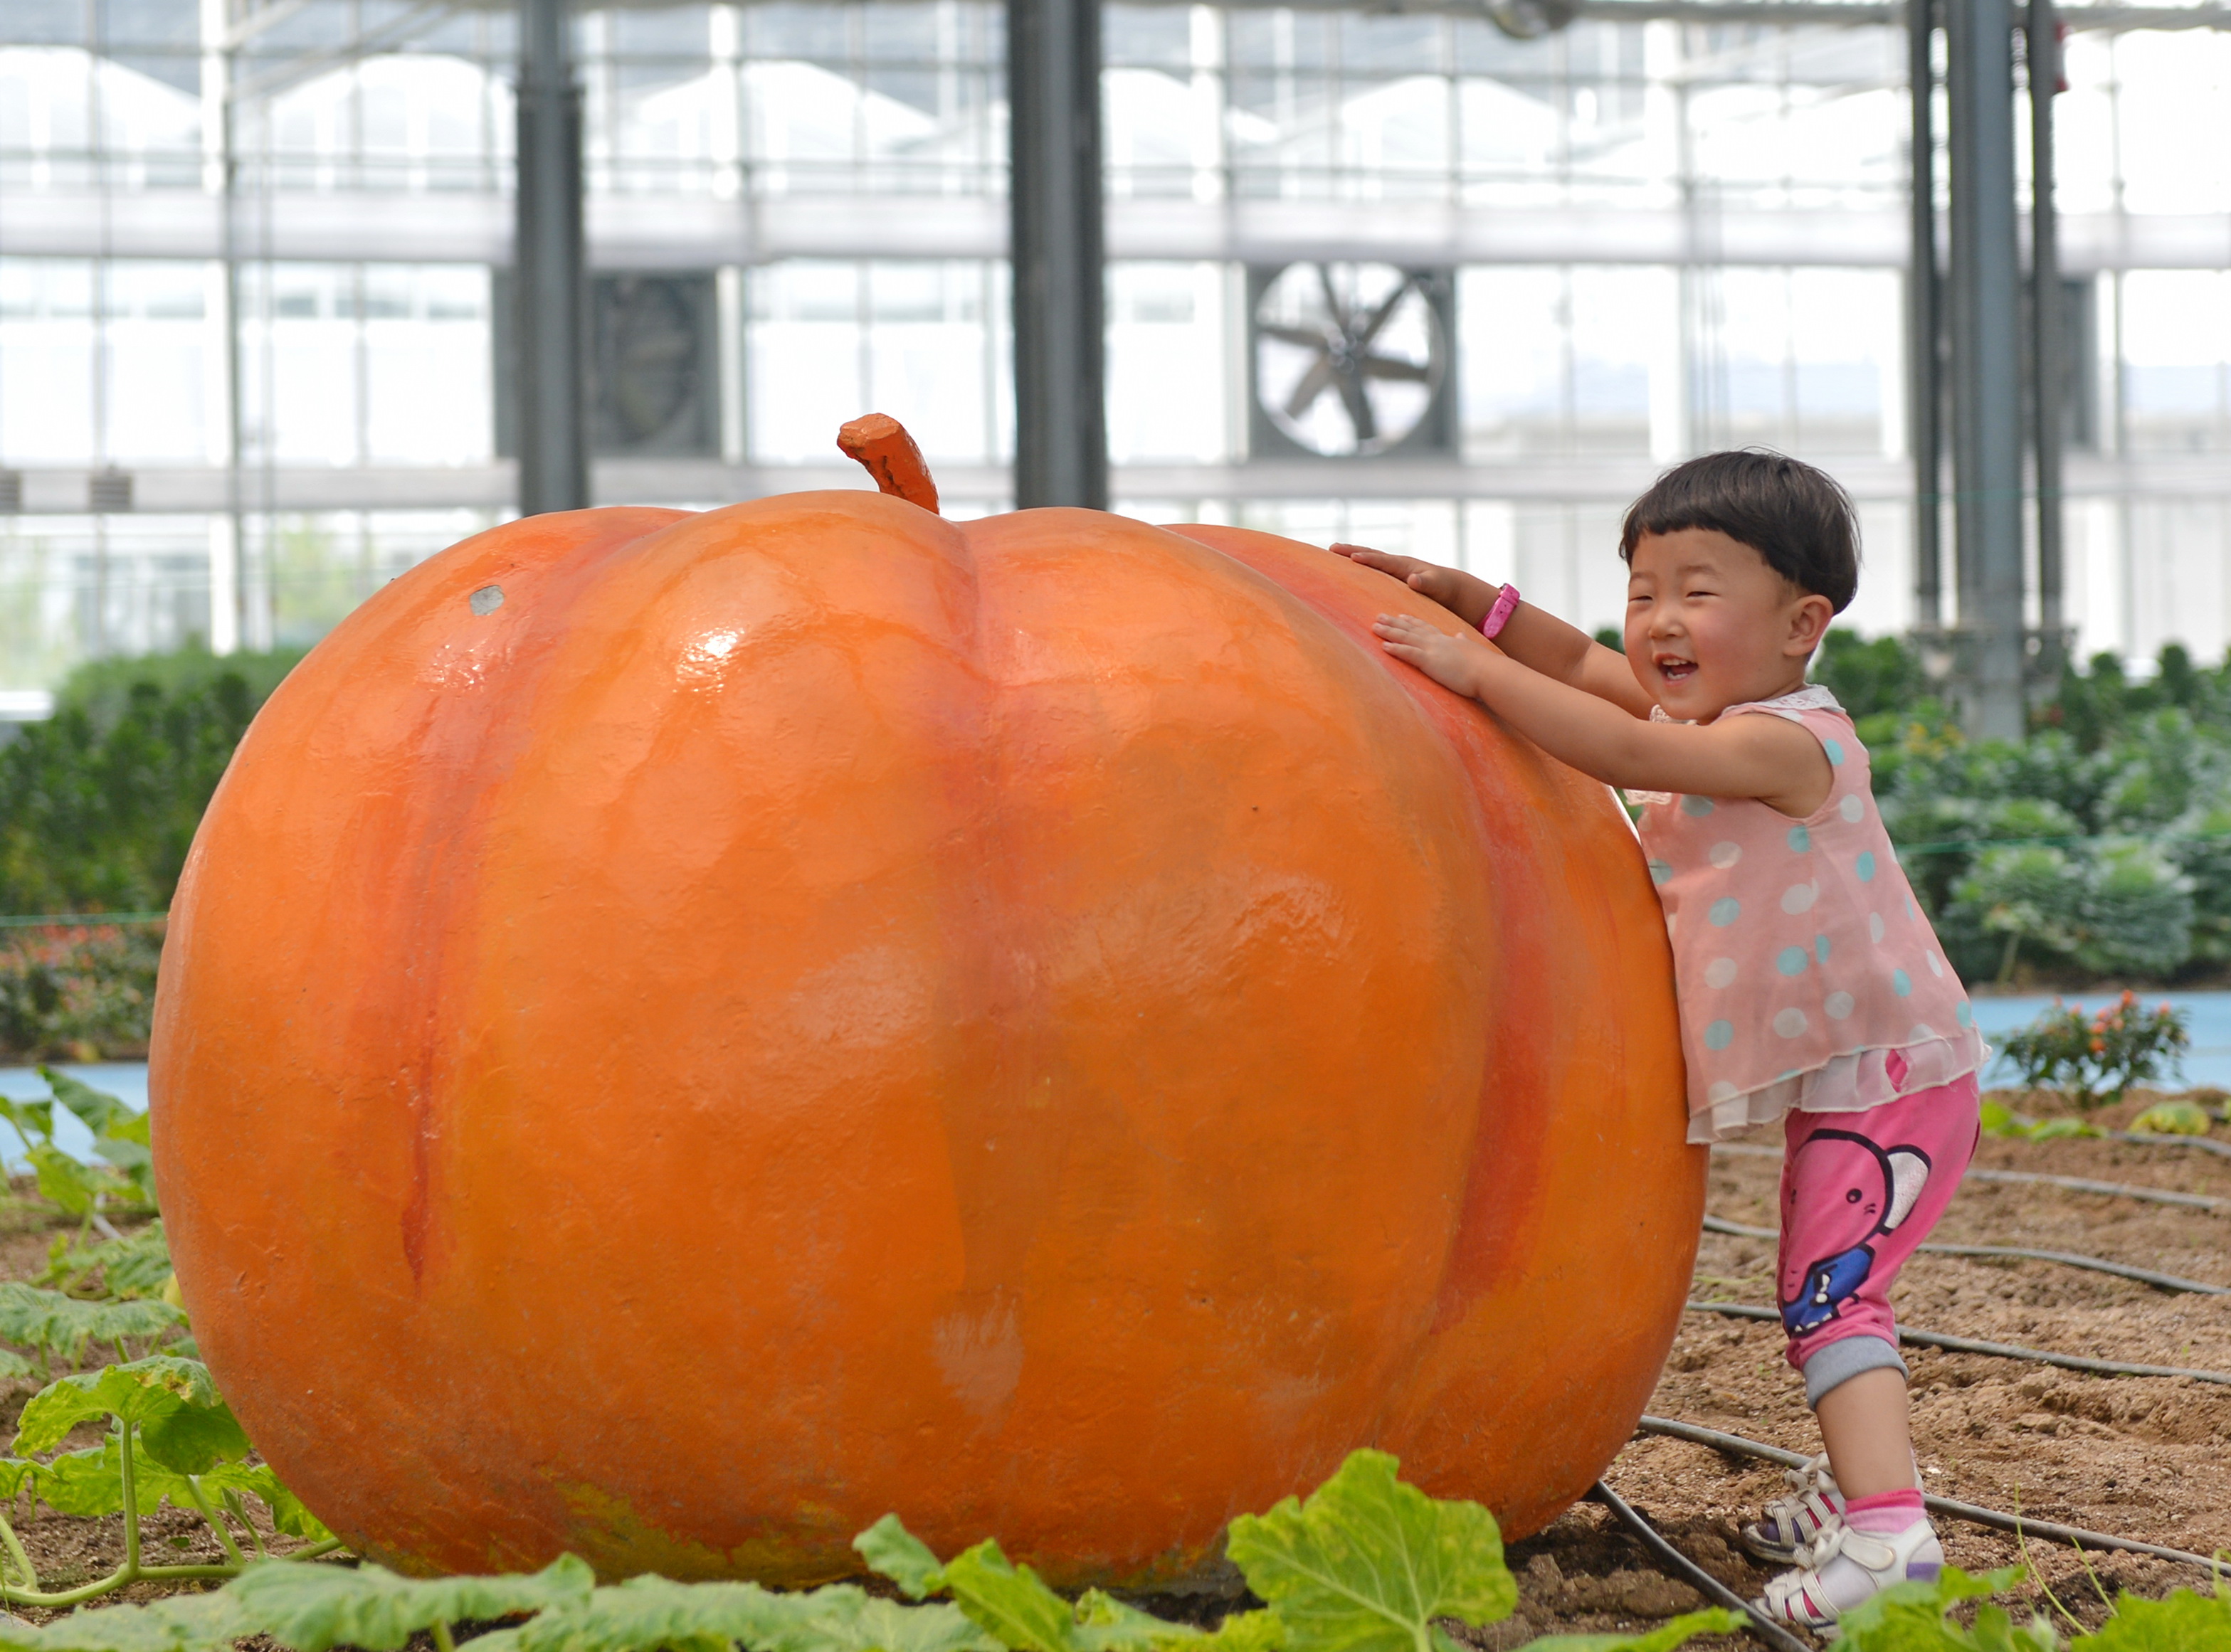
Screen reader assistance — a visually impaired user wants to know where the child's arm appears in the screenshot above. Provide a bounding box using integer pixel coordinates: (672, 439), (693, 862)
(1331, 545), (1653, 719)
(1373, 613), (1833, 816)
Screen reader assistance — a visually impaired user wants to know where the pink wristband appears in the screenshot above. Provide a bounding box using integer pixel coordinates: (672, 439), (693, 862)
(1480, 583), (1521, 640)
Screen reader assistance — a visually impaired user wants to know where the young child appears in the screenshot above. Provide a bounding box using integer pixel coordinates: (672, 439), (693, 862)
(1341, 450), (1985, 1631)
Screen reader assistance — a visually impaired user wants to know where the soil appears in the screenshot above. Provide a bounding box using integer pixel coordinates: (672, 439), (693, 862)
(0, 1094), (2226, 1650)
(1450, 1086), (2231, 1650)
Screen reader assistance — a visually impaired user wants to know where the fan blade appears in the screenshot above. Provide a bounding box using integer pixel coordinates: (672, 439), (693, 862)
(1334, 359), (1378, 445)
(1352, 276), (1418, 352)
(1260, 323), (1338, 348)
(1282, 354), (1338, 420)
(1315, 263), (1352, 334)
(1359, 354), (1433, 383)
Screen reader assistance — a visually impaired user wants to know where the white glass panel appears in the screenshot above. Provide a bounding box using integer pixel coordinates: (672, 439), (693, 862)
(364, 266), (493, 466)
(1108, 262), (1227, 464)
(0, 259), (96, 462)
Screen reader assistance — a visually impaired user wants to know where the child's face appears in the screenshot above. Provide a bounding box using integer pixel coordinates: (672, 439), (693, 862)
(1622, 529), (1834, 721)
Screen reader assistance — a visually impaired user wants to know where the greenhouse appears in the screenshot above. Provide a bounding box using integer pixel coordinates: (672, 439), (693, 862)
(5, 0), (2231, 726)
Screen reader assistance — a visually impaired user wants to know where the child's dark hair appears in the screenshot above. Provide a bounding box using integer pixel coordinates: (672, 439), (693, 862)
(1618, 450), (1859, 613)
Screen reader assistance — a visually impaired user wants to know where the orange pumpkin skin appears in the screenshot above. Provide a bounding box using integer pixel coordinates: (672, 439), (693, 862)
(149, 497), (1699, 1588)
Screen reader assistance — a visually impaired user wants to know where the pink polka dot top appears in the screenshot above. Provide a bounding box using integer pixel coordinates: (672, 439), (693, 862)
(1633, 686), (1986, 1143)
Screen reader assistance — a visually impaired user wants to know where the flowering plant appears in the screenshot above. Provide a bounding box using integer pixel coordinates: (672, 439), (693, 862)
(1995, 990), (2190, 1112)
(0, 922), (163, 1061)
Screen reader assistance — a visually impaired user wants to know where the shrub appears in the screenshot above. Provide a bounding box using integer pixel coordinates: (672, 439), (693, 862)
(0, 923), (164, 1061)
(0, 646), (298, 917)
(1995, 990), (2190, 1111)
(1943, 841), (2194, 983)
(1813, 628), (1931, 720)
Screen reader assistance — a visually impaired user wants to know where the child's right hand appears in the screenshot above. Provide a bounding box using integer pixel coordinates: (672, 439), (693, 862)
(1329, 544), (1497, 631)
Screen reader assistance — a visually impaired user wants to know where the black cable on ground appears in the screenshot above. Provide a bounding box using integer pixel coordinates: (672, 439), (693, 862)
(1710, 1143), (2227, 1212)
(1582, 1479), (1812, 1652)
(1634, 1416), (2230, 1573)
(1700, 1214), (2231, 1296)
(2109, 1131), (2231, 1160)
(1682, 1300), (2231, 1386)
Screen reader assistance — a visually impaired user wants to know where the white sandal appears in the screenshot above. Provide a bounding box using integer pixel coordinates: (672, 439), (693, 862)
(1756, 1518), (1945, 1631)
(1739, 1451), (1845, 1564)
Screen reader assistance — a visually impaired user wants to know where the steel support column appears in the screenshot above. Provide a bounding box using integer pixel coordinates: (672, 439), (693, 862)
(1008, 0), (1107, 510)
(2029, 0), (2065, 646)
(1908, 0), (1942, 632)
(515, 0), (589, 516)
(1946, 0), (2027, 741)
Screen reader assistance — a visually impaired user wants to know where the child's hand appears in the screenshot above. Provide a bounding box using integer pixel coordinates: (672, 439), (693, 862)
(1372, 613), (1496, 699)
(1331, 544), (1495, 629)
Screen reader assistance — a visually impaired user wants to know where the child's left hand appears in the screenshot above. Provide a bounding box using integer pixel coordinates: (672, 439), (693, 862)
(1372, 613), (1497, 699)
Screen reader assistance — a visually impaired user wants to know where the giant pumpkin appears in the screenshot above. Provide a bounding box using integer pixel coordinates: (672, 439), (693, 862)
(149, 418), (1701, 1587)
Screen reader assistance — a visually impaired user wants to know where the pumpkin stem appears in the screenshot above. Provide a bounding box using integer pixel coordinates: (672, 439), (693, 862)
(838, 414), (941, 514)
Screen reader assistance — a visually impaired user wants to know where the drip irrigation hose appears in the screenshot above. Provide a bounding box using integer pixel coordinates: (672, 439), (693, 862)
(1634, 1415), (2231, 1573)
(1711, 1143), (2227, 1211)
(1682, 1300), (2231, 1385)
(1701, 1214), (2231, 1296)
(1581, 1479), (1812, 1652)
(2110, 1129), (2231, 1159)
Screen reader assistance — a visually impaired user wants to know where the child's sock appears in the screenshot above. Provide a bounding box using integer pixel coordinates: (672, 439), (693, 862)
(1841, 1488), (1926, 1534)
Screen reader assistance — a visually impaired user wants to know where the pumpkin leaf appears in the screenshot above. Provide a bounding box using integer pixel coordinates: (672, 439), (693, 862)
(225, 1554), (600, 1652)
(764, 1590), (1003, 1652)
(0, 1585), (256, 1652)
(92, 1138), (158, 1204)
(32, 1441), (152, 1518)
(858, 1513), (949, 1600)
(2129, 1100), (2215, 1137)
(15, 1357), (246, 1471)
(36, 1069), (140, 1143)
(1827, 1567), (2050, 1650)
(1192, 1612), (1285, 1652)
(2083, 1588), (2231, 1650)
(28, 1146), (112, 1219)
(492, 1574), (809, 1652)
(1507, 1609), (1741, 1651)
(1075, 1590), (1204, 1651)
(0, 1283), (186, 1358)
(0, 1096), (56, 1150)
(204, 1459), (336, 1541)
(1223, 1451), (1517, 1652)
(939, 1541), (1083, 1652)
(80, 1224), (175, 1301)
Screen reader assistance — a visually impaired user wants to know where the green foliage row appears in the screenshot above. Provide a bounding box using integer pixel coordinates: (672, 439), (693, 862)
(1815, 634), (2231, 983)
(0, 1451), (1741, 1652)
(1832, 1565), (2231, 1651)
(0, 644), (301, 920)
(0, 925), (163, 1063)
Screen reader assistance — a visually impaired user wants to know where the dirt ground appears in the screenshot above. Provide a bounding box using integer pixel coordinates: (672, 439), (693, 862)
(0, 1092), (2225, 1648)
(1449, 1086), (2231, 1649)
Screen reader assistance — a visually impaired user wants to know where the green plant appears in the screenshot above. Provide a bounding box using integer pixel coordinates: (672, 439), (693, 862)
(51, 644), (304, 737)
(1995, 992), (2190, 1112)
(1831, 1564), (2231, 1651)
(0, 1355), (340, 1608)
(0, 645), (297, 918)
(0, 924), (164, 1062)
(1813, 629), (1932, 722)
(0, 1068), (159, 1237)
(0, 1451), (1739, 1652)
(1943, 843), (2194, 983)
(2129, 1099), (2215, 1135)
